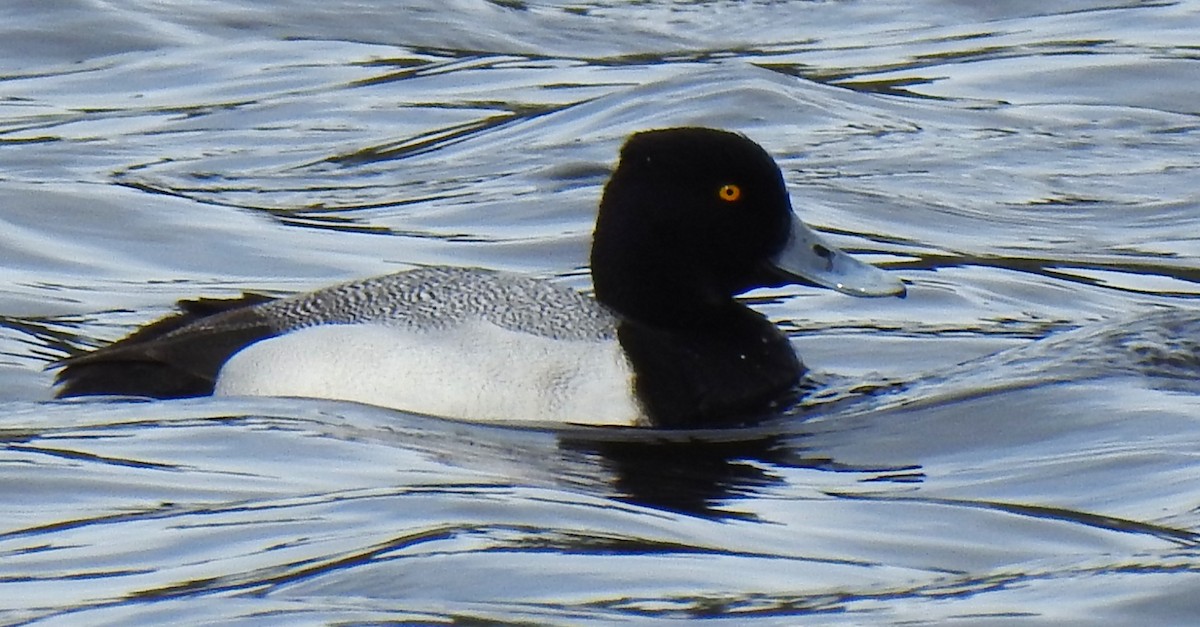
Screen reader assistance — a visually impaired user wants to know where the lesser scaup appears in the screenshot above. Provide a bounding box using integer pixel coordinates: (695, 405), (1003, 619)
(55, 127), (904, 427)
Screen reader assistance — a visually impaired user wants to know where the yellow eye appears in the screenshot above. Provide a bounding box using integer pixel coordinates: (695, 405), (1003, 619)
(718, 184), (742, 202)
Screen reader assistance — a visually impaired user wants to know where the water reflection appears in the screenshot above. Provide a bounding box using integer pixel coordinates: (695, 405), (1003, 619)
(558, 426), (923, 519)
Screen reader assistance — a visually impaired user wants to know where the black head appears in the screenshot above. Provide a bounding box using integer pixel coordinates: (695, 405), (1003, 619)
(591, 128), (795, 325)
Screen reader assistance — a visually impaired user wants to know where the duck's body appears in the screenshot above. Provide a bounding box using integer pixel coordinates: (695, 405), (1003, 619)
(55, 128), (904, 428)
(215, 268), (641, 426)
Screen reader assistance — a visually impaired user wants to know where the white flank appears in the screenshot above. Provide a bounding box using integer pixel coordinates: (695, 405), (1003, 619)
(214, 321), (643, 426)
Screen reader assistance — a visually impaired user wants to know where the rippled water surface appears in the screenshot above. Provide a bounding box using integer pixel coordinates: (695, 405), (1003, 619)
(2, 1), (1199, 624)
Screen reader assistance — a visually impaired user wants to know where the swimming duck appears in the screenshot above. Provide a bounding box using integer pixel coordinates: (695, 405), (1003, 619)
(55, 127), (905, 427)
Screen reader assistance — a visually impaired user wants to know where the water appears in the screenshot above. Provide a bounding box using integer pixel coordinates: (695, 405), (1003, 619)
(2, 0), (1199, 624)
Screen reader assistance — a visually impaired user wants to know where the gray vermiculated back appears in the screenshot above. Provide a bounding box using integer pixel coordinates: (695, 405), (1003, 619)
(252, 266), (617, 341)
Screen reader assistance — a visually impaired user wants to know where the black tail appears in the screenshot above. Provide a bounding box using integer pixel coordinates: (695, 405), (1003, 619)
(55, 293), (278, 399)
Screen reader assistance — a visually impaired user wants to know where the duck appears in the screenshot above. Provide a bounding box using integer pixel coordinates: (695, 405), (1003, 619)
(54, 127), (905, 428)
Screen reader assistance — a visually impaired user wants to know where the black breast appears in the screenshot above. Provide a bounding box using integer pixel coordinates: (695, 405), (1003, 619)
(616, 305), (803, 428)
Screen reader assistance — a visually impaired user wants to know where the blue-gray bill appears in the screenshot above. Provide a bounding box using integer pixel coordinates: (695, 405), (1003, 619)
(771, 213), (906, 298)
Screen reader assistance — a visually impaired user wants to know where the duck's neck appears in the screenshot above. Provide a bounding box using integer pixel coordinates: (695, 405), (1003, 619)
(591, 228), (757, 328)
(593, 269), (739, 329)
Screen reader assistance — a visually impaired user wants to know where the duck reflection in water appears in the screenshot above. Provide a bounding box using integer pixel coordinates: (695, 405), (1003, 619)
(558, 426), (924, 519)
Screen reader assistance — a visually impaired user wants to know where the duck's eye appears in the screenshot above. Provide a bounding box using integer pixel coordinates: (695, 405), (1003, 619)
(718, 184), (742, 202)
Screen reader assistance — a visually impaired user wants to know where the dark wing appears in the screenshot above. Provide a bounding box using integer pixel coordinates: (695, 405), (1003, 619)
(54, 293), (279, 399)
